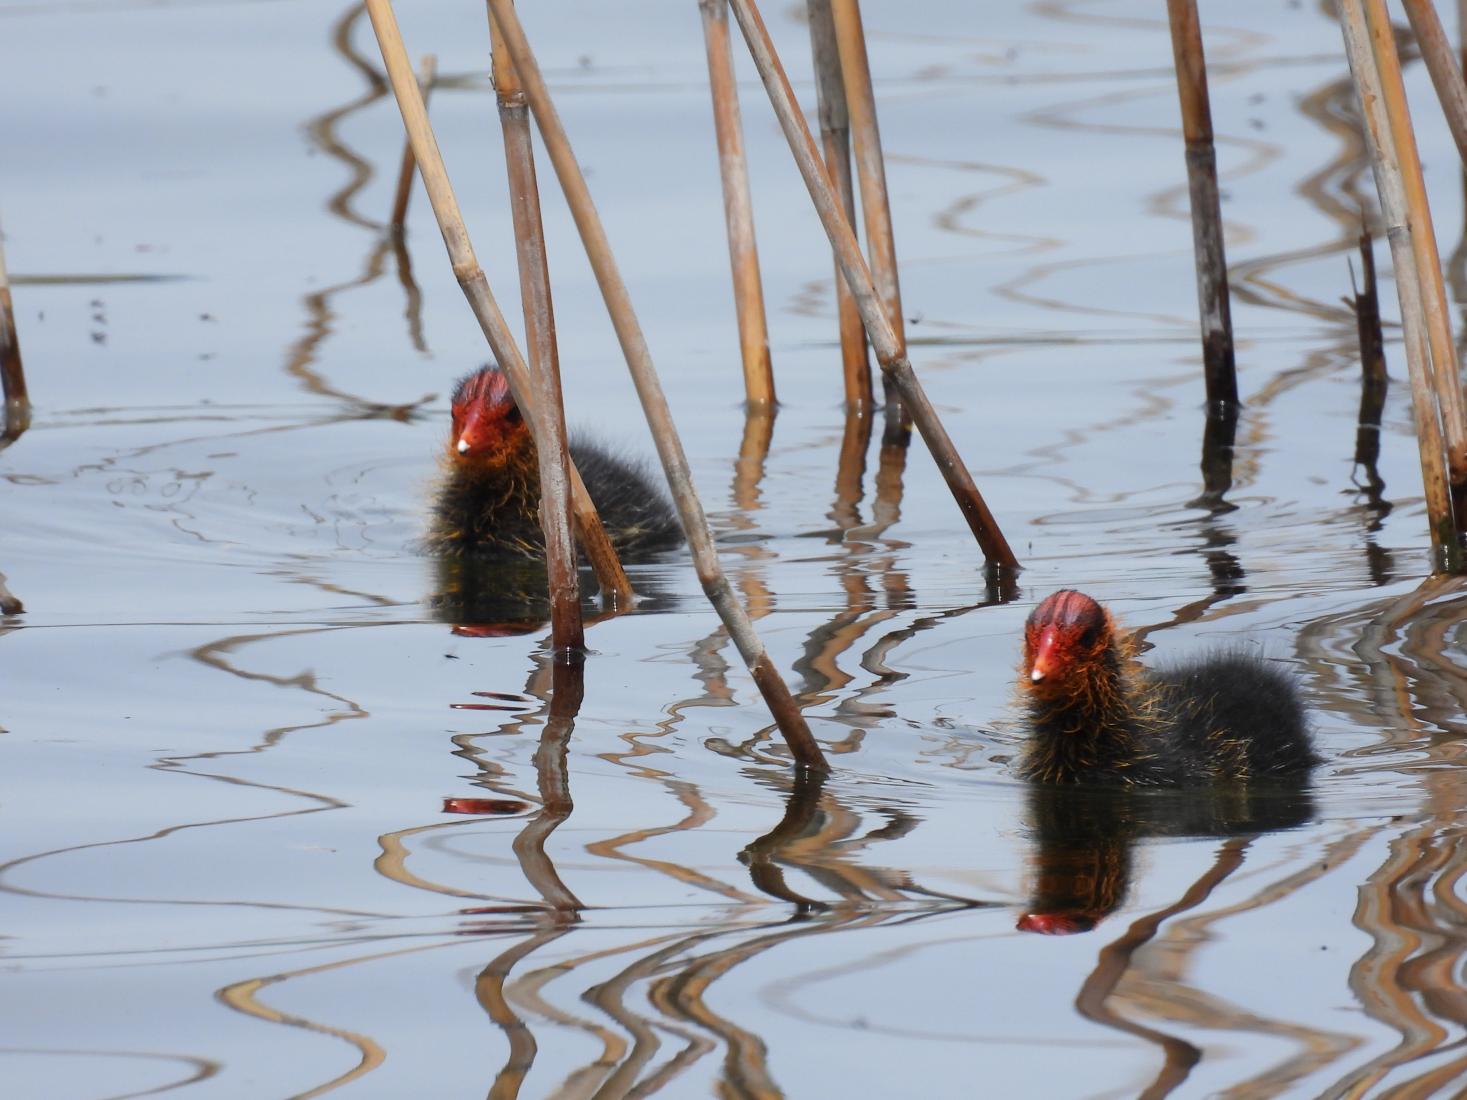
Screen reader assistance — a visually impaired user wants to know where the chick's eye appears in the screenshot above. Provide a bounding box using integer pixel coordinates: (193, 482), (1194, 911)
(1079, 627), (1098, 647)
(504, 406), (523, 424)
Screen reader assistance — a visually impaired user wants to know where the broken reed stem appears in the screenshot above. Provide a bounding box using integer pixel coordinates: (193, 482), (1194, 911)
(0, 214), (29, 441)
(1164, 0), (1239, 412)
(1339, 0), (1459, 569)
(1364, 0), (1467, 531)
(362, 0), (633, 614)
(727, 0), (1019, 571)
(808, 0), (872, 413)
(484, 0), (828, 772)
(490, 4), (581, 654)
(698, 0), (776, 411)
(1401, 0), (1467, 168)
(1353, 226), (1388, 472)
(389, 53), (437, 231)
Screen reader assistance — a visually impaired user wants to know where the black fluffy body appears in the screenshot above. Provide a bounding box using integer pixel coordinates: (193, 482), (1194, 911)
(1021, 651), (1319, 788)
(427, 437), (683, 563)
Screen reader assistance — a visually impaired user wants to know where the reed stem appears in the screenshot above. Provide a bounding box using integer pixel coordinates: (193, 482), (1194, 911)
(0, 214), (29, 443)
(1364, 0), (1467, 532)
(829, 0), (907, 433)
(389, 53), (437, 231)
(1165, 0), (1239, 412)
(727, 0), (1019, 571)
(698, 0), (776, 411)
(362, 0), (633, 611)
(807, 0), (871, 413)
(490, 4), (581, 654)
(485, 0), (828, 772)
(1340, 0), (1460, 570)
(828, 0), (904, 349)
(1401, 0), (1467, 168)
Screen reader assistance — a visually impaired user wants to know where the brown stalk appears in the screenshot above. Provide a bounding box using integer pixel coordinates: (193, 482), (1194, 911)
(484, 0), (829, 772)
(1402, 0), (1467, 168)
(1339, 0), (1460, 570)
(698, 0), (776, 411)
(362, 0), (632, 619)
(489, 5), (581, 654)
(1364, 0), (1467, 534)
(1164, 0), (1239, 412)
(829, 0), (907, 436)
(828, 0), (903, 350)
(0, 214), (29, 443)
(807, 0), (871, 413)
(388, 53), (437, 231)
(727, 0), (1019, 571)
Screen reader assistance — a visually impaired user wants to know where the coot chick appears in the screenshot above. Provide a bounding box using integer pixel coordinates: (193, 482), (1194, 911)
(1017, 590), (1318, 787)
(425, 366), (683, 562)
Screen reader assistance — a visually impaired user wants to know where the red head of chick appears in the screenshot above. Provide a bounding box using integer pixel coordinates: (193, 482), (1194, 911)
(449, 366), (530, 467)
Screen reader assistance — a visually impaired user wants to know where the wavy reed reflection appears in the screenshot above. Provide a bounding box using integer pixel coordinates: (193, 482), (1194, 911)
(0, 618), (394, 922)
(283, 3), (436, 415)
(461, 765), (992, 1098)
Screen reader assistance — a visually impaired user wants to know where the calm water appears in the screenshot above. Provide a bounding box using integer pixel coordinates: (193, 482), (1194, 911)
(6, 1), (1467, 1096)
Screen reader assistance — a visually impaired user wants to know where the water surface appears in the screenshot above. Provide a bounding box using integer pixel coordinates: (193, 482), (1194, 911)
(5, 1), (1467, 1096)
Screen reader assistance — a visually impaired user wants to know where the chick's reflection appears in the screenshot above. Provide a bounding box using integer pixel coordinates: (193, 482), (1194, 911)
(1019, 782), (1315, 935)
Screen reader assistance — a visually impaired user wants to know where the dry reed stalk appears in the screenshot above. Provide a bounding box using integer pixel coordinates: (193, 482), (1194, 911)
(1364, 0), (1467, 532)
(490, 6), (581, 654)
(1165, 0), (1239, 412)
(829, 0), (907, 435)
(389, 53), (437, 230)
(1402, 0), (1467, 167)
(485, 0), (829, 772)
(698, 0), (775, 410)
(0, 215), (28, 441)
(362, 0), (633, 613)
(828, 0), (903, 348)
(727, 0), (1019, 571)
(807, 0), (871, 412)
(1340, 0), (1459, 569)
